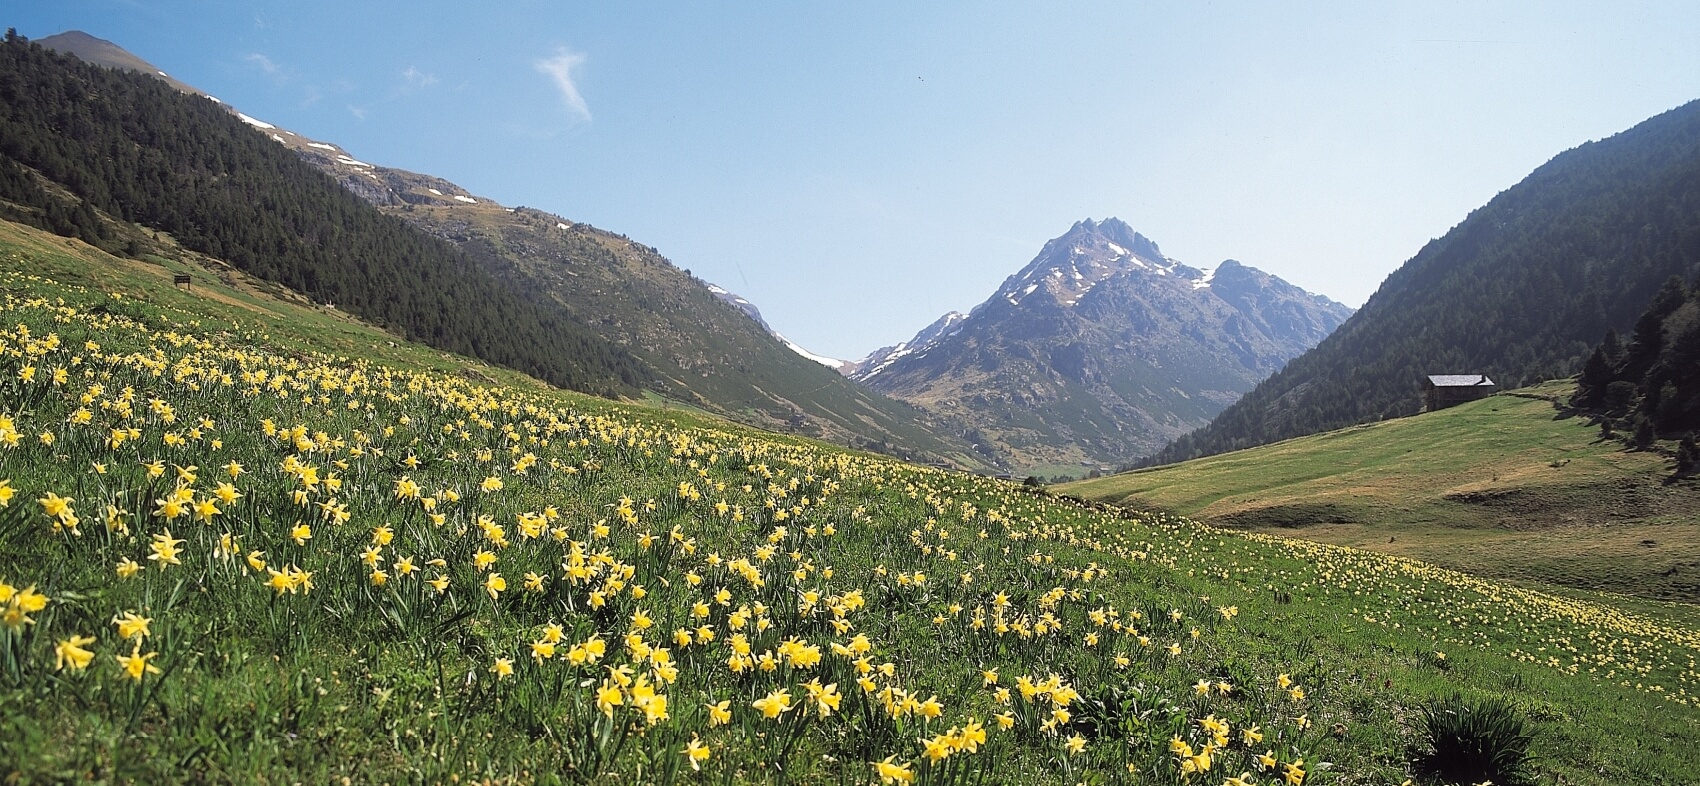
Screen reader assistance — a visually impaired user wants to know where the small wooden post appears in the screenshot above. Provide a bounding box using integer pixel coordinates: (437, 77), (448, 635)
(173, 274), (192, 291)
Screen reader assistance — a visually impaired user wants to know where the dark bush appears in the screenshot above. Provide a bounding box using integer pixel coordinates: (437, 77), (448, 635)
(1416, 694), (1535, 786)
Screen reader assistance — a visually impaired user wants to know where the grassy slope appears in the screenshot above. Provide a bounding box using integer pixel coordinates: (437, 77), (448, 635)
(1060, 382), (1700, 601)
(0, 220), (793, 436)
(0, 222), (587, 398)
(0, 222), (1697, 784)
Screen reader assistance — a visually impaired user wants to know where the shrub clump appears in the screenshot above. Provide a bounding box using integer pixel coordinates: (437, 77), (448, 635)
(1416, 694), (1536, 785)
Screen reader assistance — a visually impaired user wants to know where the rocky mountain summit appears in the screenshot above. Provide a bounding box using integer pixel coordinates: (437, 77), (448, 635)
(853, 218), (1351, 471)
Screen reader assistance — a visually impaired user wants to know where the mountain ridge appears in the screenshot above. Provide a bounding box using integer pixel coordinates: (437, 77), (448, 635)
(853, 217), (1352, 472)
(1147, 96), (1700, 467)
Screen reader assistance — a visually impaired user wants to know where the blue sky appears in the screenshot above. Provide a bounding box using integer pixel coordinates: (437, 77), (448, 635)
(9, 2), (1700, 359)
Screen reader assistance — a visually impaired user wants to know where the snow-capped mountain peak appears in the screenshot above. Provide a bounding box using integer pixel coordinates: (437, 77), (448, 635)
(846, 218), (1354, 467)
(995, 218), (1203, 308)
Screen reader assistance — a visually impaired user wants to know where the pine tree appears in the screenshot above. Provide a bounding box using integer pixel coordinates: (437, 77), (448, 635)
(1573, 345), (1616, 409)
(1621, 277), (1688, 383)
(1633, 416), (1657, 450)
(1601, 328), (1624, 364)
(1677, 435), (1699, 475)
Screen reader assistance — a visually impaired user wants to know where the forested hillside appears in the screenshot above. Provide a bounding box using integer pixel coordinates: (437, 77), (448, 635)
(1573, 276), (1700, 466)
(0, 32), (643, 396)
(1150, 98), (1700, 465)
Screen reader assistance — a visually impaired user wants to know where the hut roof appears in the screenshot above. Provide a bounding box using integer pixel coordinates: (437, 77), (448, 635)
(1426, 374), (1495, 388)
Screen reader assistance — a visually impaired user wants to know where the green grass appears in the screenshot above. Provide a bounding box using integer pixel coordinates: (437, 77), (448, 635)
(0, 222), (551, 392)
(1060, 384), (1700, 603)
(1014, 463), (1092, 482)
(0, 223), (1697, 784)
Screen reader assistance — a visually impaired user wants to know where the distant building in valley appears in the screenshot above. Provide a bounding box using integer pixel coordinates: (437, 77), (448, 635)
(1423, 374), (1496, 411)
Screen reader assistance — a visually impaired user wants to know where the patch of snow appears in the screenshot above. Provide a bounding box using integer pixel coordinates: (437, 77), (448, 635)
(775, 333), (848, 369)
(1192, 267), (1216, 289)
(861, 344), (916, 379)
(335, 155), (372, 168)
(157, 71), (168, 77)
(270, 134), (284, 143)
(207, 96), (221, 104)
(1063, 278), (1105, 307)
(452, 195), (477, 204)
(557, 222), (570, 230)
(237, 112), (275, 130)
(706, 284), (728, 295)
(999, 280), (1040, 306)
(427, 188), (442, 195)
(307, 142), (337, 151)
(1107, 242), (1127, 256)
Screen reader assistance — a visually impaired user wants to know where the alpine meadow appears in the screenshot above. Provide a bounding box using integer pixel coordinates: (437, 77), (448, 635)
(2, 11), (1700, 786)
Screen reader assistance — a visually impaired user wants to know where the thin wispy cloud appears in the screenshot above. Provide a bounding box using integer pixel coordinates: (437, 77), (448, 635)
(245, 53), (280, 75)
(402, 66), (438, 88)
(534, 48), (591, 122)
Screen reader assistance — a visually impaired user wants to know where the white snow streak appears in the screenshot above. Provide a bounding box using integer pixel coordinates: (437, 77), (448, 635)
(776, 334), (847, 369)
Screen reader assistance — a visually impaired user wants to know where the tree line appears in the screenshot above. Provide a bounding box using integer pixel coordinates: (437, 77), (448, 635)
(1572, 275), (1700, 471)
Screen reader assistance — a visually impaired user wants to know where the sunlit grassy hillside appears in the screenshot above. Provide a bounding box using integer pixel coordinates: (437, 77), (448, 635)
(1061, 387), (1700, 602)
(1, 227), (1697, 784)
